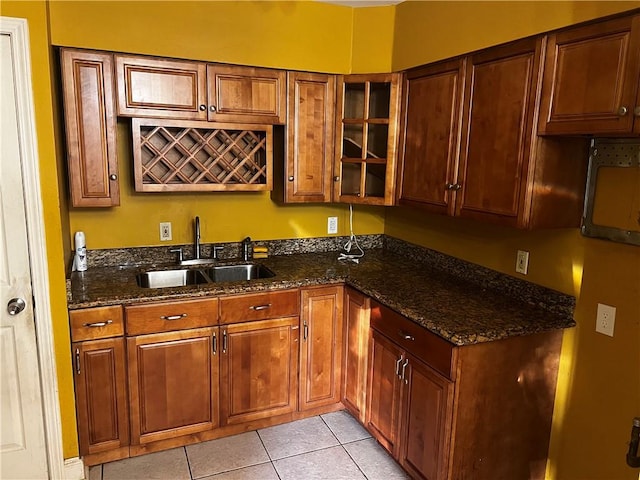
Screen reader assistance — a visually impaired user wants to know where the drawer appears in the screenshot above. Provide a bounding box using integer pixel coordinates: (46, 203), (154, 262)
(370, 300), (457, 380)
(219, 289), (299, 324)
(125, 298), (218, 335)
(70, 305), (124, 342)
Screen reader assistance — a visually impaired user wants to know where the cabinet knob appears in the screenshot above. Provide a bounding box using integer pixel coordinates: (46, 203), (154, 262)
(618, 106), (629, 116)
(109, 174), (117, 181)
(199, 104), (207, 111)
(446, 183), (461, 191)
(288, 176), (294, 181)
(333, 176), (340, 182)
(209, 105), (217, 113)
(634, 106), (640, 117)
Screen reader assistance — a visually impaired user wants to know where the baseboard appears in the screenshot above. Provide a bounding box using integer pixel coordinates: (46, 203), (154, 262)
(64, 457), (85, 480)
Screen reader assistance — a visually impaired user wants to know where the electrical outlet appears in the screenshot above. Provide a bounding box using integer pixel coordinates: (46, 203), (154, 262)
(328, 216), (338, 235)
(159, 222), (172, 241)
(596, 303), (616, 337)
(516, 250), (529, 274)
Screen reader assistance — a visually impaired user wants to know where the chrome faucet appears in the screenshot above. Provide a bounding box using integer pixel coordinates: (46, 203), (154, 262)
(242, 236), (251, 261)
(194, 216), (201, 259)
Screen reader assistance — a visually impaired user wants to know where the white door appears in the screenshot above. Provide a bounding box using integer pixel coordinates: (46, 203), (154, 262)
(0, 27), (49, 480)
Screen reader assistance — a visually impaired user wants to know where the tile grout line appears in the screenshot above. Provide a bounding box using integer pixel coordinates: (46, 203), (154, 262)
(184, 446), (195, 480)
(256, 427), (283, 480)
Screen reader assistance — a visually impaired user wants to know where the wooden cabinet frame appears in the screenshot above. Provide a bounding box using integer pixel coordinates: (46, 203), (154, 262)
(61, 49), (119, 207)
(538, 13), (640, 135)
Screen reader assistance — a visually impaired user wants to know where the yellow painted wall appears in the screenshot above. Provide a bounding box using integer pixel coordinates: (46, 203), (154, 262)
(48, 1), (386, 249)
(0, 0), (78, 458)
(352, 5), (395, 73)
(392, 0), (640, 70)
(390, 2), (640, 479)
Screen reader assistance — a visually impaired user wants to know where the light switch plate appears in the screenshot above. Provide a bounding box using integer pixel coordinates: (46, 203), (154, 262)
(596, 303), (616, 337)
(516, 250), (529, 274)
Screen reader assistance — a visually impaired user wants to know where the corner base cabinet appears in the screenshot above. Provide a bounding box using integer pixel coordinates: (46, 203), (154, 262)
(366, 300), (562, 480)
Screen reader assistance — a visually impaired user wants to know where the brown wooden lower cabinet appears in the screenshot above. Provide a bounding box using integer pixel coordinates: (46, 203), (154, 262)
(71, 289), (562, 478)
(366, 300), (563, 480)
(299, 286), (344, 411)
(73, 337), (129, 456)
(219, 317), (299, 425)
(399, 353), (454, 480)
(342, 286), (370, 422)
(127, 327), (219, 445)
(366, 329), (404, 455)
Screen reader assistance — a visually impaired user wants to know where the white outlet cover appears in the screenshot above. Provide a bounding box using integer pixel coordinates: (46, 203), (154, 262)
(328, 216), (338, 235)
(160, 222), (172, 241)
(596, 303), (616, 337)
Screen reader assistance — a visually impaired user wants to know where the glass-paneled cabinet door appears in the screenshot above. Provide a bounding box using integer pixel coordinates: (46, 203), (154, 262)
(334, 74), (401, 205)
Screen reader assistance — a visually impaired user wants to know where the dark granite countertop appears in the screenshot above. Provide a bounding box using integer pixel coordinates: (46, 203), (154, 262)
(68, 243), (575, 346)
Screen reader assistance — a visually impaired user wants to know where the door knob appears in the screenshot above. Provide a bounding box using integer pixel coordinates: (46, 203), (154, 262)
(7, 298), (26, 315)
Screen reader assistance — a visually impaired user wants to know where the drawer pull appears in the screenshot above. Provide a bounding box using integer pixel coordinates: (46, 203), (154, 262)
(75, 348), (81, 375)
(395, 355), (404, 377)
(399, 330), (415, 341)
(401, 359), (409, 383)
(83, 320), (113, 328)
(160, 313), (187, 321)
(249, 304), (271, 311)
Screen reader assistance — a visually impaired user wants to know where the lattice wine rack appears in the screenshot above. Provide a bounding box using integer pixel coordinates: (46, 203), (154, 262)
(131, 118), (273, 192)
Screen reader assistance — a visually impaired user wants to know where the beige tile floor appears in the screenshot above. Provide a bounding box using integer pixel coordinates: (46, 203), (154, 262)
(88, 411), (409, 480)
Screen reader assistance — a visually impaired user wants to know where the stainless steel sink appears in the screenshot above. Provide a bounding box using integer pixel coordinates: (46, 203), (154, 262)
(202, 264), (275, 283)
(136, 264), (275, 288)
(136, 269), (209, 288)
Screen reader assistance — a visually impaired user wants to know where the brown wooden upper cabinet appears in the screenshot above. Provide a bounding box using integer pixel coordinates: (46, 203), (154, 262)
(334, 74), (402, 205)
(279, 72), (336, 203)
(398, 58), (465, 215)
(61, 49), (119, 207)
(116, 54), (286, 124)
(399, 38), (590, 228)
(539, 13), (640, 135)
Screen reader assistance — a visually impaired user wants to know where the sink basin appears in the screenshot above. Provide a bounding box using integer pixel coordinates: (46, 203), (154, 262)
(136, 264), (275, 288)
(203, 264), (275, 283)
(136, 269), (209, 288)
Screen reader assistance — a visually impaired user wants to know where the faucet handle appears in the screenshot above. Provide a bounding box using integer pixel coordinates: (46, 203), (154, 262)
(169, 247), (183, 264)
(212, 245), (223, 260)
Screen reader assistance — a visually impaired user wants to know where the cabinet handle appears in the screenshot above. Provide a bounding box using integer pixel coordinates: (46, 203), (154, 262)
(618, 106), (629, 116)
(212, 333), (217, 355)
(209, 105), (217, 112)
(249, 304), (271, 311)
(401, 359), (409, 383)
(83, 319), (113, 328)
(333, 176), (340, 182)
(446, 183), (462, 191)
(75, 348), (80, 375)
(398, 330), (415, 341)
(634, 106), (640, 117)
(288, 176), (294, 182)
(109, 174), (117, 181)
(395, 355), (404, 378)
(160, 313), (187, 321)
(303, 321), (308, 341)
(222, 330), (227, 353)
(199, 104), (207, 111)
